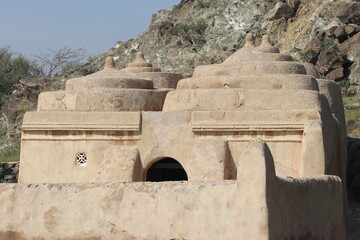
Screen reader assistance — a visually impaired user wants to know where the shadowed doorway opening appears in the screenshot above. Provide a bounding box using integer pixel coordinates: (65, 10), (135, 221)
(146, 158), (188, 182)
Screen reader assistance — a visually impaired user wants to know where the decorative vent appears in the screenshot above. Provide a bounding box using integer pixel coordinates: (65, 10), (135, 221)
(76, 153), (87, 166)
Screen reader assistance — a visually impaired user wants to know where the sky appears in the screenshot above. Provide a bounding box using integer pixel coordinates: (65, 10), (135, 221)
(0, 0), (180, 58)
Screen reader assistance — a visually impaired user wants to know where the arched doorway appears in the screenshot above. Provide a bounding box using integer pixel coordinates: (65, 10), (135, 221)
(146, 158), (188, 182)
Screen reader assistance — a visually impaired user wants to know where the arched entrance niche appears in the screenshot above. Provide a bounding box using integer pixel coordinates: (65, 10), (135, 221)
(146, 158), (188, 182)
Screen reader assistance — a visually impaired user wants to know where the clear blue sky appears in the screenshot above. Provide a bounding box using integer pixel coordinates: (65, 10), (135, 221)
(0, 0), (180, 58)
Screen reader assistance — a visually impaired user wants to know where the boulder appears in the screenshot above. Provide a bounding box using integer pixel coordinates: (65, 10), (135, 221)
(335, 3), (360, 24)
(267, 2), (295, 21)
(334, 26), (348, 43)
(303, 40), (319, 64)
(19, 79), (39, 88)
(339, 32), (360, 90)
(344, 24), (360, 37)
(157, 21), (174, 37)
(326, 67), (344, 82)
(286, 0), (300, 11)
(339, 32), (360, 56)
(325, 26), (338, 38)
(316, 46), (344, 75)
(3, 163), (14, 170)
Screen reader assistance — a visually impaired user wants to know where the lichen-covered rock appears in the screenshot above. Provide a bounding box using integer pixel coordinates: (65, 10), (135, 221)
(0, 162), (19, 183)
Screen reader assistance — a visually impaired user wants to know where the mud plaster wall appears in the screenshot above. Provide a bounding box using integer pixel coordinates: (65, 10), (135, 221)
(267, 176), (346, 239)
(0, 178), (344, 240)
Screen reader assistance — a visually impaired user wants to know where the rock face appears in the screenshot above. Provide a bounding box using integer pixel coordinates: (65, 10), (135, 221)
(94, 0), (281, 77)
(86, 0), (360, 89)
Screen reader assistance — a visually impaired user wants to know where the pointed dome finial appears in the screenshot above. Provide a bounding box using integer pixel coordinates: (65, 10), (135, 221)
(263, 35), (270, 42)
(104, 56), (115, 69)
(135, 52), (147, 63)
(244, 33), (256, 47)
(258, 35), (280, 53)
(127, 51), (153, 68)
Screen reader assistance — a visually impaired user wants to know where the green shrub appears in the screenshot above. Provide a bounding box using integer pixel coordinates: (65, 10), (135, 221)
(192, 18), (208, 34)
(338, 78), (350, 89)
(0, 120), (7, 137)
(169, 23), (191, 35)
(16, 100), (33, 112)
(0, 47), (39, 99)
(319, 37), (336, 52)
(346, 108), (360, 122)
(196, 0), (210, 8)
(0, 146), (20, 162)
(168, 18), (208, 35)
(204, 9), (216, 20)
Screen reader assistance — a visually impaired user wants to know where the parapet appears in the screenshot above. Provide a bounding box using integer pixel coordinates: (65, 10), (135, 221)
(0, 139), (345, 239)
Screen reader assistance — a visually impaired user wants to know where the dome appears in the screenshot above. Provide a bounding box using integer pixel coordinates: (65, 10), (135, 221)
(120, 52), (183, 89)
(163, 33), (322, 112)
(37, 57), (170, 112)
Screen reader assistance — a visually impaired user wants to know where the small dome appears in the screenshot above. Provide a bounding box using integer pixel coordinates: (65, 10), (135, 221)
(37, 56), (171, 112)
(121, 51), (161, 74)
(128, 52), (153, 68)
(258, 35), (280, 53)
(121, 52), (183, 89)
(66, 56), (154, 90)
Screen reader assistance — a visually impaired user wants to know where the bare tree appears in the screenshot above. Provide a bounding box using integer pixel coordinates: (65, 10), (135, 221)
(35, 47), (87, 76)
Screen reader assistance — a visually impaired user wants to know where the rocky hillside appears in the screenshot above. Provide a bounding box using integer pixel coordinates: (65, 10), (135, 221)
(91, 0), (360, 82)
(2, 0), (360, 156)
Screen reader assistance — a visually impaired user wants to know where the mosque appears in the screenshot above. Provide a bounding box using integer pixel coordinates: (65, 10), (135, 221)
(0, 34), (346, 239)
